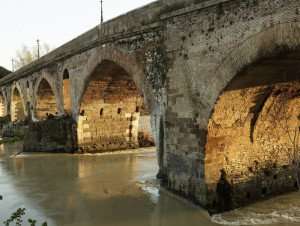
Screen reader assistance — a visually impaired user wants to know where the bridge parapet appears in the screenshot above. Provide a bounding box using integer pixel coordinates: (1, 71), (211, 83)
(2, 0), (300, 213)
(0, 0), (236, 86)
(0, 1), (163, 86)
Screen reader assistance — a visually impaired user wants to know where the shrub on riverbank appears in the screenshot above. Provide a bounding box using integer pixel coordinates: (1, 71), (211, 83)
(1, 197), (47, 226)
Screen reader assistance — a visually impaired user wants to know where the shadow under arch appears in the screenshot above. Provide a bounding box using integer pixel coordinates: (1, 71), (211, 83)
(78, 47), (154, 112)
(77, 58), (155, 153)
(11, 84), (26, 122)
(34, 77), (59, 120)
(203, 22), (300, 211)
(210, 22), (300, 111)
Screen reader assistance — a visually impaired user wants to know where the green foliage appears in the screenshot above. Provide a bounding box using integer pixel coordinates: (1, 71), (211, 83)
(28, 218), (47, 226)
(13, 43), (52, 70)
(1, 199), (48, 226)
(0, 137), (23, 145)
(3, 208), (26, 226)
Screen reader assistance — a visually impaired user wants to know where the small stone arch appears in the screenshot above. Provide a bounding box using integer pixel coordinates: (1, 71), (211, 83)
(34, 75), (59, 120)
(11, 83), (27, 122)
(62, 68), (71, 114)
(0, 90), (7, 117)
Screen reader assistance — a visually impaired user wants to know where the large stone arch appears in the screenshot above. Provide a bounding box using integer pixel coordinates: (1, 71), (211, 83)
(203, 22), (300, 210)
(76, 50), (155, 152)
(74, 47), (153, 117)
(11, 83), (27, 122)
(206, 22), (300, 125)
(34, 75), (60, 120)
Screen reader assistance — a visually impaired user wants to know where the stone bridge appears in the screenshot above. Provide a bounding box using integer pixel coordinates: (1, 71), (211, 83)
(1, 0), (300, 212)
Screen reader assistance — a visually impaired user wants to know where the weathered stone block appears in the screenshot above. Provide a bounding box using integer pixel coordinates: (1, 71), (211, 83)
(23, 116), (77, 153)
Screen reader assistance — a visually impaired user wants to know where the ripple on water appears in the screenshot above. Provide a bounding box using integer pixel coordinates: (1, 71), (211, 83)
(211, 204), (300, 225)
(137, 178), (160, 204)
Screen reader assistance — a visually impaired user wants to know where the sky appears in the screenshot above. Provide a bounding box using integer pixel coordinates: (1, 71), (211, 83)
(0, 0), (156, 70)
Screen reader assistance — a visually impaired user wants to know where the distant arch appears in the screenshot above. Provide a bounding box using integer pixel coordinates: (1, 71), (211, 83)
(11, 84), (26, 122)
(62, 69), (71, 114)
(35, 78), (58, 120)
(0, 91), (7, 117)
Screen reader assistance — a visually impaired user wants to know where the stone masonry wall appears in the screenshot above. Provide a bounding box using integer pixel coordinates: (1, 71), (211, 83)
(138, 115), (155, 147)
(78, 76), (153, 152)
(63, 78), (72, 114)
(162, 0), (300, 212)
(206, 80), (300, 211)
(23, 116), (77, 153)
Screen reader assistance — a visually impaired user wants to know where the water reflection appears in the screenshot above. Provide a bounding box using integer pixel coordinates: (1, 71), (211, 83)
(3, 142), (300, 226)
(0, 142), (212, 226)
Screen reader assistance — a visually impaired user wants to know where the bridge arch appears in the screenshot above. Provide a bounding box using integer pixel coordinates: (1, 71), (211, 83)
(62, 69), (72, 114)
(203, 22), (300, 208)
(77, 54), (155, 152)
(34, 76), (59, 120)
(11, 83), (26, 122)
(0, 91), (7, 117)
(207, 22), (300, 117)
(76, 47), (151, 111)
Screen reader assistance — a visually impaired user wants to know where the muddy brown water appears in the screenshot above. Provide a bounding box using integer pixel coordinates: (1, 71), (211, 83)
(1, 142), (300, 226)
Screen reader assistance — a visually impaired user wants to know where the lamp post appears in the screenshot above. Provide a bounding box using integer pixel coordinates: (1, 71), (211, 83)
(37, 39), (40, 59)
(100, 0), (103, 25)
(11, 58), (15, 72)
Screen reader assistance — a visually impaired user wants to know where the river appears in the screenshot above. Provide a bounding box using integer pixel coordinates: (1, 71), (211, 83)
(1, 142), (300, 226)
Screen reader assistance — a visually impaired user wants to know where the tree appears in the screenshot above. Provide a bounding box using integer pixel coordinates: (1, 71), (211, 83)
(14, 42), (52, 70)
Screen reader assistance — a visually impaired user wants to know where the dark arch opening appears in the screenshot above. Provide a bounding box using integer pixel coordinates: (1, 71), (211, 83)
(11, 87), (26, 122)
(63, 69), (69, 80)
(35, 79), (58, 120)
(78, 60), (155, 152)
(205, 50), (300, 207)
(63, 69), (71, 114)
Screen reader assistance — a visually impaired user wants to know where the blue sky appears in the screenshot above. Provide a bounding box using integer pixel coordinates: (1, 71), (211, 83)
(0, 0), (155, 70)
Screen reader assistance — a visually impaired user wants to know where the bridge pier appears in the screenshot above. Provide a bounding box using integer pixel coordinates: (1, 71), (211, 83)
(2, 0), (300, 213)
(23, 115), (77, 153)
